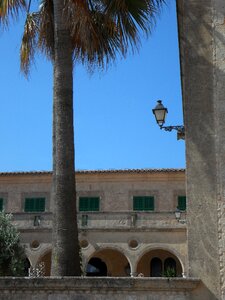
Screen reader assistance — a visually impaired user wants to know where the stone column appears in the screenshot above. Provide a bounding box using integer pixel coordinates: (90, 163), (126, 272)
(177, 0), (225, 299)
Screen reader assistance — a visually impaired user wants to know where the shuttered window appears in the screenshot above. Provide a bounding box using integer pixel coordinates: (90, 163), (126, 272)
(133, 196), (154, 211)
(24, 198), (45, 212)
(177, 196), (186, 211)
(79, 197), (100, 212)
(0, 198), (3, 211)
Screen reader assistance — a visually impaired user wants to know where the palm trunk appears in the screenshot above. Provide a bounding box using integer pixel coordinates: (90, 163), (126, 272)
(51, 0), (81, 276)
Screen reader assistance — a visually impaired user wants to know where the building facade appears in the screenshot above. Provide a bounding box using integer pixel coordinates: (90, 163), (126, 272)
(0, 169), (187, 277)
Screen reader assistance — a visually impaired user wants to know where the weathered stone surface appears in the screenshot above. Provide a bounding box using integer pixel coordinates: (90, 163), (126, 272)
(177, 0), (225, 298)
(0, 277), (200, 300)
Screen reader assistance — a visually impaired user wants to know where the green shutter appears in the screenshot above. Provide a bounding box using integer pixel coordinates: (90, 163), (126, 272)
(90, 197), (99, 211)
(133, 197), (142, 210)
(79, 198), (88, 211)
(36, 198), (45, 211)
(0, 198), (3, 211)
(25, 198), (45, 212)
(79, 197), (100, 212)
(178, 196), (186, 211)
(144, 197), (154, 210)
(133, 196), (154, 211)
(25, 198), (33, 212)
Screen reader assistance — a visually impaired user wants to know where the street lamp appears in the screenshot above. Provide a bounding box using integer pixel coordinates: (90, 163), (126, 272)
(33, 215), (41, 226)
(175, 208), (181, 221)
(152, 100), (185, 140)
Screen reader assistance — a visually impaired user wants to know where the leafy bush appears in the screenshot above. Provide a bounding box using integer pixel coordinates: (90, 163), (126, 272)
(0, 212), (27, 276)
(163, 267), (176, 277)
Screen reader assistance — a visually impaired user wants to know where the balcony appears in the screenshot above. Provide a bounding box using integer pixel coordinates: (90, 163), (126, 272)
(10, 211), (186, 232)
(78, 211), (186, 231)
(11, 212), (52, 230)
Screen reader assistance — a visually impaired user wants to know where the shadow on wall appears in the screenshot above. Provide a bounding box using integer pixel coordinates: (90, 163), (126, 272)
(191, 281), (219, 300)
(36, 251), (52, 276)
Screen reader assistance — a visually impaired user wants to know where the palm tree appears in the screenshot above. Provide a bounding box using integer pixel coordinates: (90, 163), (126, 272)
(0, 0), (165, 276)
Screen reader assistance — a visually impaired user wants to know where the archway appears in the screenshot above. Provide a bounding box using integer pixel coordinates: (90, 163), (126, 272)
(36, 251), (52, 276)
(87, 248), (131, 277)
(86, 257), (107, 276)
(137, 249), (182, 277)
(164, 257), (177, 276)
(24, 257), (31, 276)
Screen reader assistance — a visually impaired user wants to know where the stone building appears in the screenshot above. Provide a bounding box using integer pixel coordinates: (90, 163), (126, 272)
(0, 169), (187, 277)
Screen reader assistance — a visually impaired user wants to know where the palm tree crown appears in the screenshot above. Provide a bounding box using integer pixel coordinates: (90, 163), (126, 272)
(0, 0), (165, 74)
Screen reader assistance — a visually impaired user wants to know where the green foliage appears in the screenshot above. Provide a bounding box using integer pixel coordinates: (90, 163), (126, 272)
(163, 267), (176, 278)
(0, 212), (27, 276)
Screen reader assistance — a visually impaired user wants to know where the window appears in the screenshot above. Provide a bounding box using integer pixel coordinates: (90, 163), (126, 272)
(150, 257), (162, 277)
(0, 198), (3, 211)
(79, 197), (100, 212)
(133, 196), (154, 211)
(177, 196), (186, 211)
(24, 198), (45, 212)
(164, 258), (177, 277)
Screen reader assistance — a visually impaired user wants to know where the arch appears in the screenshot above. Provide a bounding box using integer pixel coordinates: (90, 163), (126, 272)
(86, 257), (107, 276)
(136, 245), (184, 275)
(86, 248), (131, 277)
(36, 250), (52, 276)
(137, 248), (182, 277)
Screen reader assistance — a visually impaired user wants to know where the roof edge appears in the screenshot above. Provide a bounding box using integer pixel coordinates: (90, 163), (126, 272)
(0, 168), (185, 176)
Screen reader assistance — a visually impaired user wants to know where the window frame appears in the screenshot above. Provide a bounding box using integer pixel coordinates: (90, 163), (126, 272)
(177, 196), (186, 211)
(79, 197), (100, 212)
(24, 197), (46, 212)
(133, 196), (155, 211)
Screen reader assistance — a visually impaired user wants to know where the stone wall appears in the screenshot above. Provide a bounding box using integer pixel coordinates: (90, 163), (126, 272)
(0, 170), (187, 277)
(0, 170), (185, 213)
(0, 277), (201, 300)
(177, 0), (225, 298)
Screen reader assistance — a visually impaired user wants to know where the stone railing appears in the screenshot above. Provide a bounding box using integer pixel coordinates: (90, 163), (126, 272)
(78, 211), (186, 230)
(11, 211), (186, 231)
(0, 277), (202, 300)
(11, 212), (52, 230)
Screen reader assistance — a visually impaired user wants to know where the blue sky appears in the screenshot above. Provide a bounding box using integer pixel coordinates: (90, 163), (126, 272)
(0, 0), (185, 172)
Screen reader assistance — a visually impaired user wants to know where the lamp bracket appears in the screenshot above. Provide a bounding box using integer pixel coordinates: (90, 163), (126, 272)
(159, 125), (184, 132)
(159, 125), (185, 140)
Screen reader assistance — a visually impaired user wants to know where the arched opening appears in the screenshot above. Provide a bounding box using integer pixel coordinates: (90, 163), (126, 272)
(36, 251), (52, 276)
(150, 257), (162, 277)
(137, 249), (182, 277)
(86, 257), (107, 276)
(164, 257), (176, 277)
(87, 248), (130, 277)
(24, 258), (31, 276)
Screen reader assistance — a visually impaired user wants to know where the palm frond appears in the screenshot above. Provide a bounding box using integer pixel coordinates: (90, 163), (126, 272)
(65, 0), (164, 68)
(0, 0), (26, 27)
(20, 12), (39, 76)
(65, 0), (122, 68)
(103, 0), (165, 53)
(20, 0), (55, 75)
(38, 0), (54, 60)
(19, 0), (165, 74)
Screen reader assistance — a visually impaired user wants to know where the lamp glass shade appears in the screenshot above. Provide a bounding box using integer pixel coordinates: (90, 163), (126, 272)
(152, 100), (168, 126)
(175, 209), (181, 220)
